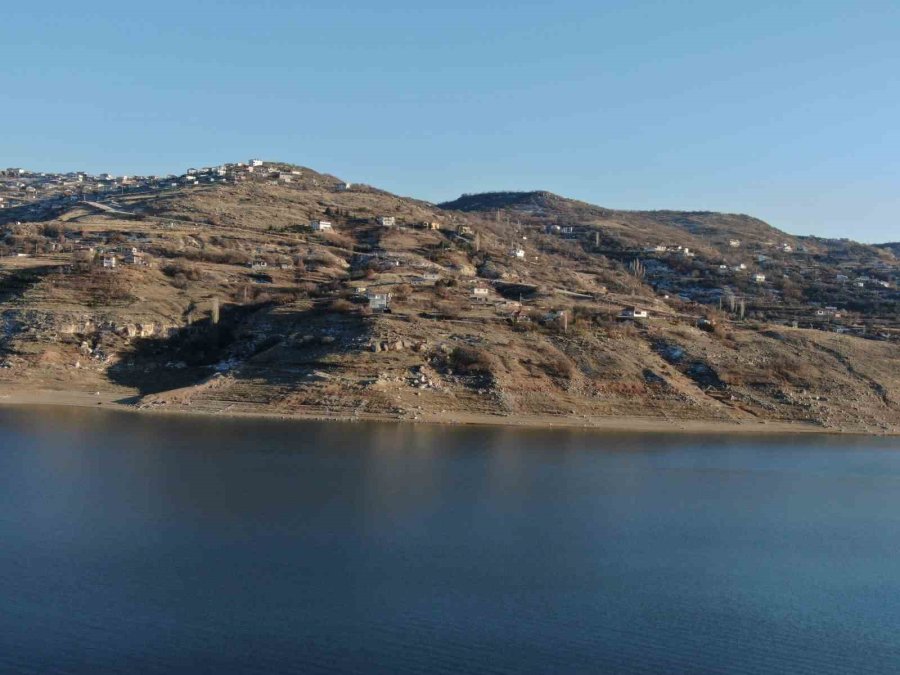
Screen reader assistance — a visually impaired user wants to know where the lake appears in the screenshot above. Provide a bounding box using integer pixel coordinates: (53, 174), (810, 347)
(1, 406), (899, 674)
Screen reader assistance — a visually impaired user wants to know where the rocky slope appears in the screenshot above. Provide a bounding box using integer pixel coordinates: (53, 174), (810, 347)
(0, 162), (897, 433)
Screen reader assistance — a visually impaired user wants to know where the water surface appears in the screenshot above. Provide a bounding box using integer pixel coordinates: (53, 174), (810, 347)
(1, 407), (899, 673)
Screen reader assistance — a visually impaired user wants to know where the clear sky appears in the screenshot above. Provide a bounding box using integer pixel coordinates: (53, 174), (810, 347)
(2, 1), (898, 242)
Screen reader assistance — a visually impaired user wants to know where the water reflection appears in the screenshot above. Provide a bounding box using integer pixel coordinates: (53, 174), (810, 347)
(0, 406), (899, 674)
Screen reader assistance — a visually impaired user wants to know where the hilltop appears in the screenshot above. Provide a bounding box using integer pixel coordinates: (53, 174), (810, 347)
(0, 161), (897, 433)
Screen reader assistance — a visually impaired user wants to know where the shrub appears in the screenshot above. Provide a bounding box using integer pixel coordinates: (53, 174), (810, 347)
(162, 260), (203, 281)
(450, 346), (495, 375)
(540, 348), (576, 379)
(329, 298), (355, 314)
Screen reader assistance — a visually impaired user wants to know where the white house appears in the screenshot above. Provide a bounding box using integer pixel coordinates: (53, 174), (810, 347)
(729, 239), (741, 248)
(620, 306), (649, 319)
(378, 216), (396, 228)
(366, 292), (392, 312)
(471, 287), (490, 302)
(510, 246), (525, 259)
(310, 220), (333, 232)
(249, 159), (264, 167)
(102, 255), (117, 269)
(754, 273), (766, 283)
(336, 182), (352, 191)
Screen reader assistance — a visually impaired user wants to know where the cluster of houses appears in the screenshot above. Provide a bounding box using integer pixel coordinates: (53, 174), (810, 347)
(645, 244), (696, 258)
(308, 216), (444, 234)
(71, 245), (149, 270)
(0, 159), (320, 216)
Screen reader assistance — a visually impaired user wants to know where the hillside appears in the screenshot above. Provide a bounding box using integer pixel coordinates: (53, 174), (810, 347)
(0, 161), (898, 433)
(440, 191), (790, 254)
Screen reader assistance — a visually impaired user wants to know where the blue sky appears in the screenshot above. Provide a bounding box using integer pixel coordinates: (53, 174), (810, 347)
(2, 0), (898, 241)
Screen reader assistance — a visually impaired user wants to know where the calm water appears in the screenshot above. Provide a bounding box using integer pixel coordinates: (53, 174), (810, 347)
(1, 408), (899, 674)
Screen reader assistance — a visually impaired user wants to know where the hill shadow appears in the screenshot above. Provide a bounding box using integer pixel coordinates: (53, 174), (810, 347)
(106, 300), (373, 397)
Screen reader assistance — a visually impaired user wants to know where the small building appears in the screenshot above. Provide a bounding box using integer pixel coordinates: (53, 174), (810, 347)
(421, 221), (441, 230)
(510, 246), (525, 259)
(729, 239), (741, 248)
(366, 292), (392, 312)
(378, 216), (396, 228)
(457, 225), (474, 236)
(335, 182), (352, 191)
(753, 273), (766, 283)
(249, 159), (264, 167)
(124, 252), (147, 266)
(471, 287), (490, 302)
(310, 220), (333, 232)
(101, 255), (117, 269)
(251, 261), (268, 270)
(620, 306), (649, 320)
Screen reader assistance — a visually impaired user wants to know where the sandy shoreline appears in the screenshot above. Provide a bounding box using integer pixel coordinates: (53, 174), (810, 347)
(0, 385), (895, 437)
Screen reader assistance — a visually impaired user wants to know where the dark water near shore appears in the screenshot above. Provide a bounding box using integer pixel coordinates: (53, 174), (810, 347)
(1, 407), (900, 674)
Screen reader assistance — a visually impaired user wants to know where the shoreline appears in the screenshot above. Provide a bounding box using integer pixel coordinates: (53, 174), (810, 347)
(0, 386), (895, 437)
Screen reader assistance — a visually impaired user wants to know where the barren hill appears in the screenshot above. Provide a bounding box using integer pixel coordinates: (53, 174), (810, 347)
(0, 162), (897, 433)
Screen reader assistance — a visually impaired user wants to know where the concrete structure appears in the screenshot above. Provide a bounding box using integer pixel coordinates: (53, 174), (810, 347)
(619, 306), (649, 319)
(366, 292), (392, 312)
